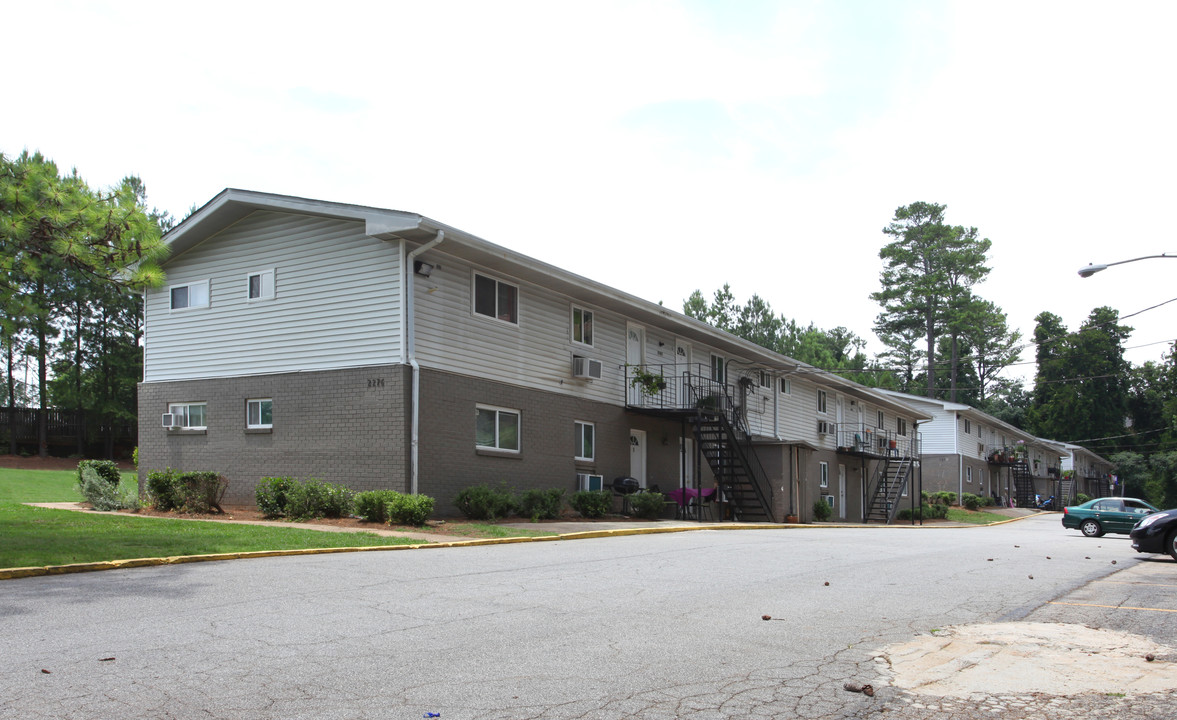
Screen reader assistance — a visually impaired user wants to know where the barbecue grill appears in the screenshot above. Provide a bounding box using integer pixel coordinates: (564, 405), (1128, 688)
(612, 476), (641, 495)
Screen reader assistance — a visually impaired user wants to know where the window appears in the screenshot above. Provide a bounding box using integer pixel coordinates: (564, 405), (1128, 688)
(963, 418), (971, 434)
(710, 354), (726, 383)
(574, 421), (594, 461)
(247, 398), (273, 429)
(757, 370), (770, 388)
(474, 273), (518, 324)
(877, 410), (885, 429)
(571, 306), (593, 346)
(247, 270), (275, 300)
(779, 377), (791, 394)
(169, 280), (209, 310)
(966, 467), (973, 484)
(897, 418), (907, 436)
(168, 402), (207, 429)
(817, 390), (828, 414)
(819, 461), (829, 488)
(978, 442), (985, 456)
(476, 405), (520, 452)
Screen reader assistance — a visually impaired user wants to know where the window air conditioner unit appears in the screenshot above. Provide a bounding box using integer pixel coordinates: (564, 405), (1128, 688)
(162, 413), (178, 428)
(572, 356), (603, 380)
(576, 473), (604, 491)
(821, 494), (835, 507)
(818, 420), (835, 436)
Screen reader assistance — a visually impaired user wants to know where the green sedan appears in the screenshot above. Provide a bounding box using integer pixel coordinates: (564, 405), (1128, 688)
(1062, 497), (1159, 537)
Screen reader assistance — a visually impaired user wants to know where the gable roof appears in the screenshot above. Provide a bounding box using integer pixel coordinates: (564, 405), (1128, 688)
(878, 390), (1067, 454)
(163, 189), (932, 420)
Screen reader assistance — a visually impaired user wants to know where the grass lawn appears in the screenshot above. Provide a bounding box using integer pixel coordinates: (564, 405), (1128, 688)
(445, 523), (558, 539)
(0, 467), (138, 503)
(0, 467), (425, 569)
(946, 507), (1014, 524)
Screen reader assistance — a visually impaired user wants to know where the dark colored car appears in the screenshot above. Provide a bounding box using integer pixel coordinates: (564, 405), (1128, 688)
(1061, 497), (1159, 537)
(1130, 508), (1177, 560)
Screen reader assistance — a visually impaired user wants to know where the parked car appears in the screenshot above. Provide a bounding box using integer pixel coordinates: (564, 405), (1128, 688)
(1129, 508), (1177, 560)
(1061, 497), (1159, 537)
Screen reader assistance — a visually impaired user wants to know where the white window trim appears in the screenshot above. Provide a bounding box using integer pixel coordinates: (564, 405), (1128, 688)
(570, 305), (594, 347)
(168, 279), (210, 311)
(877, 410), (885, 429)
(779, 377), (792, 395)
(247, 398), (273, 429)
(710, 354), (726, 384)
(817, 390), (828, 414)
(476, 404), (521, 452)
(472, 272), (519, 326)
(574, 420), (595, 461)
(757, 370), (770, 388)
(168, 402), (207, 430)
(246, 269), (276, 302)
(966, 467), (973, 484)
(819, 461), (829, 489)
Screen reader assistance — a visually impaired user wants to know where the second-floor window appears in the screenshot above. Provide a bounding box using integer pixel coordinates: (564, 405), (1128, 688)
(779, 377), (791, 394)
(571, 306), (593, 346)
(817, 390), (828, 414)
(711, 355), (726, 383)
(170, 280), (210, 310)
(247, 269), (275, 301)
(473, 273), (518, 324)
(963, 418), (971, 434)
(877, 410), (885, 429)
(897, 418), (907, 436)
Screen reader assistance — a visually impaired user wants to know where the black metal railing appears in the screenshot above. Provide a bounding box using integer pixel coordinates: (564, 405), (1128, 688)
(834, 423), (919, 459)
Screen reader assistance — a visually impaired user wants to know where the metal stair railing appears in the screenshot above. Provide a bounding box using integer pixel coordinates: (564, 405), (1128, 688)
(865, 457), (912, 523)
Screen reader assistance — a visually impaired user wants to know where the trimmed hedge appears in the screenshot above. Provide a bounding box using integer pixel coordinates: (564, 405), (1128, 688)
(454, 483), (517, 520)
(570, 490), (612, 518)
(628, 491), (666, 520)
(145, 469), (227, 513)
(518, 488), (565, 521)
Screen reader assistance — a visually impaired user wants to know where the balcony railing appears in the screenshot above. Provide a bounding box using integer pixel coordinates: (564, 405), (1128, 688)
(834, 424), (919, 459)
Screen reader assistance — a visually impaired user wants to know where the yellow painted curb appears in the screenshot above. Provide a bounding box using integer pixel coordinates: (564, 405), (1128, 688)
(0, 514), (1044, 581)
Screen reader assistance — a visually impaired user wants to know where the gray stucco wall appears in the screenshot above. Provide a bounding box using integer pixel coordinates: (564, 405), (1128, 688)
(138, 365), (411, 505)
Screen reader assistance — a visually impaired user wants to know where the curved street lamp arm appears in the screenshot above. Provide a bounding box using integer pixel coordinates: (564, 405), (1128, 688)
(1078, 253), (1177, 278)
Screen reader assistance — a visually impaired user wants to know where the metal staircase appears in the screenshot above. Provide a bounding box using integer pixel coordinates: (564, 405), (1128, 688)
(1012, 461), (1035, 508)
(865, 457), (912, 523)
(689, 411), (775, 523)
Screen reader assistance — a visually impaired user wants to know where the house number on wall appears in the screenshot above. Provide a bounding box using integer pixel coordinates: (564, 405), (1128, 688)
(368, 378), (385, 388)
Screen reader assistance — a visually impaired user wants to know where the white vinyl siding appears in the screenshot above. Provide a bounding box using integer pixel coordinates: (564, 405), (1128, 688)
(144, 211), (403, 381)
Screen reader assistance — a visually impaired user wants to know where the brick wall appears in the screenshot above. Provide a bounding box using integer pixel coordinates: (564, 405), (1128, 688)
(138, 365), (411, 505)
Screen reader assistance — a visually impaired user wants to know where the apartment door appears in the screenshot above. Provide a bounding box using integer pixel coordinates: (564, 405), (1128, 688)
(630, 429), (647, 488)
(838, 463), (847, 519)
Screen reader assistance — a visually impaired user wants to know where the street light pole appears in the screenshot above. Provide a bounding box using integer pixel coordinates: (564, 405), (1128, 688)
(1078, 253), (1176, 278)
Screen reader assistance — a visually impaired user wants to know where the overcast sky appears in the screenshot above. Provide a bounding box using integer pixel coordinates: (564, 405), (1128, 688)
(6, 0), (1176, 385)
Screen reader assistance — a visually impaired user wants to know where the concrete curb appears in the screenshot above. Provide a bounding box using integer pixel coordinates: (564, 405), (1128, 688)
(0, 511), (1049, 581)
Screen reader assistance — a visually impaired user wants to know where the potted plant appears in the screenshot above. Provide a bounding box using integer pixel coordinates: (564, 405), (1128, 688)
(630, 366), (667, 397)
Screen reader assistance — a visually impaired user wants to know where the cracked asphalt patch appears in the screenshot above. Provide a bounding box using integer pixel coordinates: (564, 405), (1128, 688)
(883, 621), (1177, 696)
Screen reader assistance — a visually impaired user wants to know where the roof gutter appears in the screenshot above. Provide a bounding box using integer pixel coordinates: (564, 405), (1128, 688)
(406, 230), (445, 495)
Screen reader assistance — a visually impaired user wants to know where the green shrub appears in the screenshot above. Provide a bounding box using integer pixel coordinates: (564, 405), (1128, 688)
(132, 446), (139, 470)
(628, 491), (666, 520)
(146, 469), (182, 511)
(570, 490), (612, 518)
(812, 498), (832, 521)
(961, 492), (981, 511)
(1075, 493), (1091, 504)
(354, 490), (399, 523)
(934, 491), (956, 506)
(387, 493), (435, 526)
(256, 476), (298, 518)
(146, 469), (227, 513)
(77, 466), (139, 511)
(518, 488), (565, 521)
(454, 483), (517, 520)
(284, 479), (353, 521)
(981, 495), (995, 507)
(78, 460), (121, 487)
(897, 502), (949, 521)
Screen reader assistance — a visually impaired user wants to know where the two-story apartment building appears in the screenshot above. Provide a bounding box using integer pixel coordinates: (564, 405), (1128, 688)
(1061, 443), (1117, 499)
(878, 391), (1068, 507)
(138, 190), (929, 522)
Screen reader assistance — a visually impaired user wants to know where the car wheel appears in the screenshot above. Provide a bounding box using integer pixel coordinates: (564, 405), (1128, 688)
(1080, 519), (1104, 538)
(1167, 530), (1177, 562)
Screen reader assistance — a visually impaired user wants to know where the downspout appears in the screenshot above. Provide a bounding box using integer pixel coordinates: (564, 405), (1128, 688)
(406, 230), (445, 495)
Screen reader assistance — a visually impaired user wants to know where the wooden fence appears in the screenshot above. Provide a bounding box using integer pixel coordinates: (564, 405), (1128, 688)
(0, 407), (137, 459)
